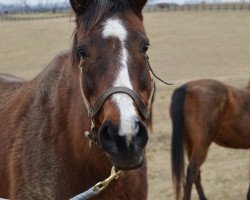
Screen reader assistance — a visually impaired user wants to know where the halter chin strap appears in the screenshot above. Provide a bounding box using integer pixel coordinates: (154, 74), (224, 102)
(78, 57), (156, 147)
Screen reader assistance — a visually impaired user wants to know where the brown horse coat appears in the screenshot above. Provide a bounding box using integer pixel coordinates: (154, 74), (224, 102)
(171, 79), (250, 200)
(0, 0), (155, 198)
(0, 51), (147, 199)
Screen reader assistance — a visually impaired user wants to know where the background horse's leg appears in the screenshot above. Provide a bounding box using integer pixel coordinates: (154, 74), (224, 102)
(184, 142), (194, 200)
(184, 166), (194, 200)
(184, 141), (209, 200)
(248, 153), (250, 200)
(195, 172), (207, 200)
(247, 187), (250, 200)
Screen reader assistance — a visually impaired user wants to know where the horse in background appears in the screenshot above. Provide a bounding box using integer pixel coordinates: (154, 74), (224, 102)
(248, 164), (250, 200)
(0, 0), (154, 199)
(170, 79), (250, 200)
(248, 187), (250, 200)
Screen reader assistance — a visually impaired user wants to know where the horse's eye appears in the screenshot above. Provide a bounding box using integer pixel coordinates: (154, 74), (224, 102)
(77, 47), (88, 59)
(141, 43), (150, 54)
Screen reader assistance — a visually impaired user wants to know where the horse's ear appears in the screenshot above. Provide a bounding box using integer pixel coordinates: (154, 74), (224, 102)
(69, 0), (92, 15)
(130, 0), (148, 12)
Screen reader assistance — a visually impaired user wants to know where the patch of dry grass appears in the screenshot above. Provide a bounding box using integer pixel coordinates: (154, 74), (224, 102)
(144, 11), (250, 200)
(0, 18), (74, 78)
(0, 11), (250, 200)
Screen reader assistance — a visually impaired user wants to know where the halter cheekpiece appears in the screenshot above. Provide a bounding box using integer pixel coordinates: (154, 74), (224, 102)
(78, 56), (171, 147)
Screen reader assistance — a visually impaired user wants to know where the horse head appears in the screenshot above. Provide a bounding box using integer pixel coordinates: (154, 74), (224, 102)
(70, 0), (153, 170)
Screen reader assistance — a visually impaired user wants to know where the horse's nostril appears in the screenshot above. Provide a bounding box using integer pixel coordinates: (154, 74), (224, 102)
(103, 127), (113, 141)
(98, 121), (118, 154)
(134, 121), (148, 150)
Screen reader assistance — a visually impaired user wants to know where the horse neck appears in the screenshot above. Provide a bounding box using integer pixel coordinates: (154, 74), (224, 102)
(49, 52), (111, 177)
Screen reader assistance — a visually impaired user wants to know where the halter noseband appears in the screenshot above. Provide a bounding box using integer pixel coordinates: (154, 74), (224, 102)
(78, 57), (156, 147)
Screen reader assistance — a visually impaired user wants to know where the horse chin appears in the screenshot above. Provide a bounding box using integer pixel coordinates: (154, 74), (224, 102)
(115, 161), (144, 171)
(110, 155), (145, 171)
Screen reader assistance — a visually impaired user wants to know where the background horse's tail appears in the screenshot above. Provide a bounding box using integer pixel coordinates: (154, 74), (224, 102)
(170, 85), (187, 200)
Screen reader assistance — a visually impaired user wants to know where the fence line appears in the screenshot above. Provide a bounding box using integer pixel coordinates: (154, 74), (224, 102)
(0, 13), (70, 22)
(145, 3), (250, 12)
(0, 3), (250, 22)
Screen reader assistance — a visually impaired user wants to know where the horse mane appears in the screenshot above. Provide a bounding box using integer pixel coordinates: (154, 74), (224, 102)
(71, 0), (142, 67)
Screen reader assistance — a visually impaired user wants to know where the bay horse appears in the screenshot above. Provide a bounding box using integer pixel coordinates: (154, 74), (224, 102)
(170, 79), (250, 200)
(0, 0), (155, 199)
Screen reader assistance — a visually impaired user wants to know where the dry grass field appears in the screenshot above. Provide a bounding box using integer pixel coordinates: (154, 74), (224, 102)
(0, 11), (250, 200)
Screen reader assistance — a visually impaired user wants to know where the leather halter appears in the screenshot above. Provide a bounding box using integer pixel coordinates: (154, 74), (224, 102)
(78, 57), (155, 146)
(89, 86), (151, 120)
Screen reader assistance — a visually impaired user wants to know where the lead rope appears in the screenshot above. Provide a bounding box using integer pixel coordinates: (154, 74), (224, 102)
(70, 166), (121, 200)
(0, 167), (120, 200)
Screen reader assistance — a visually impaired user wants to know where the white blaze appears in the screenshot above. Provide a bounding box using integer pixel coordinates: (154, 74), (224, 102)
(102, 18), (138, 137)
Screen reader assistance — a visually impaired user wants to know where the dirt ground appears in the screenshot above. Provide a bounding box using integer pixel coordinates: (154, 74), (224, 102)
(0, 11), (250, 200)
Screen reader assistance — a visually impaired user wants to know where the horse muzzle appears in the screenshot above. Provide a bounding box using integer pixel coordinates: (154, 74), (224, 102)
(98, 120), (148, 170)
